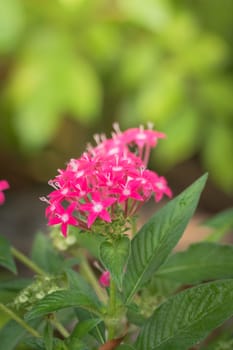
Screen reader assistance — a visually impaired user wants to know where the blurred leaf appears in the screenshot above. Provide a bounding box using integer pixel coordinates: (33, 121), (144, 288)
(126, 303), (147, 326)
(137, 71), (183, 124)
(147, 276), (180, 297)
(74, 230), (105, 259)
(0, 0), (25, 52)
(181, 35), (227, 75)
(66, 58), (102, 123)
(64, 268), (99, 301)
(203, 123), (233, 192)
(136, 279), (233, 350)
(0, 278), (31, 291)
(84, 23), (121, 68)
(116, 42), (156, 90)
(69, 318), (101, 341)
(31, 233), (64, 274)
(14, 101), (61, 151)
(24, 337), (67, 350)
(201, 78), (233, 121)
(9, 31), (102, 150)
(74, 308), (105, 344)
(156, 242), (233, 283)
(156, 108), (200, 168)
(204, 208), (233, 242)
(118, 0), (171, 31)
(0, 235), (17, 274)
(0, 319), (40, 350)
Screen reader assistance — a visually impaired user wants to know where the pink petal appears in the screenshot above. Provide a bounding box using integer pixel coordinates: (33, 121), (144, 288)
(0, 192), (5, 205)
(0, 180), (10, 191)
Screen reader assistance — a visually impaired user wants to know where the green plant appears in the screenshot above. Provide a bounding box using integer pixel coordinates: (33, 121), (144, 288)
(1, 125), (233, 350)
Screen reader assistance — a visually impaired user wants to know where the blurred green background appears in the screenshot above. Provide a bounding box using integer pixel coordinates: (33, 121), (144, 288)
(0, 0), (233, 198)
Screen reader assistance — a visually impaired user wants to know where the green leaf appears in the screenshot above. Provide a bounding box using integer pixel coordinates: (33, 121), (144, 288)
(0, 320), (26, 350)
(24, 337), (67, 350)
(25, 290), (101, 321)
(74, 308), (105, 344)
(123, 174), (207, 304)
(64, 268), (99, 302)
(100, 236), (130, 289)
(126, 303), (147, 326)
(0, 319), (40, 350)
(0, 278), (31, 291)
(70, 318), (101, 341)
(74, 230), (105, 259)
(31, 233), (64, 274)
(117, 345), (136, 349)
(67, 339), (87, 350)
(0, 235), (17, 274)
(204, 208), (233, 242)
(156, 242), (233, 284)
(44, 321), (53, 350)
(136, 279), (233, 350)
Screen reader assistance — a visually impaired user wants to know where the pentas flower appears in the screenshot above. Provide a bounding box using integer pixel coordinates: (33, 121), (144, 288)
(80, 193), (116, 228)
(47, 203), (78, 237)
(43, 124), (172, 237)
(0, 180), (10, 205)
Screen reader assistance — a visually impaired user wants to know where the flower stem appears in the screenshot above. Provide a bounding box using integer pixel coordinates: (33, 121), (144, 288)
(79, 256), (108, 305)
(0, 303), (41, 338)
(108, 278), (117, 340)
(49, 315), (70, 338)
(11, 247), (45, 276)
(131, 216), (138, 237)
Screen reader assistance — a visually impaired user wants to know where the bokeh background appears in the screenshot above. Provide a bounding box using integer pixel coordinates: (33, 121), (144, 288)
(0, 0), (233, 249)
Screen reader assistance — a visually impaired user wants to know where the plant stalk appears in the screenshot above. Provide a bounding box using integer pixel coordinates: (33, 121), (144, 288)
(11, 247), (45, 276)
(50, 315), (70, 338)
(79, 256), (108, 305)
(107, 278), (117, 340)
(0, 303), (41, 338)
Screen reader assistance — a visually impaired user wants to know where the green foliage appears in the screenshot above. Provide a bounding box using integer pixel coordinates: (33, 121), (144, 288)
(31, 233), (65, 274)
(25, 289), (101, 321)
(0, 320), (27, 350)
(156, 242), (233, 284)
(0, 0), (232, 191)
(1, 175), (233, 349)
(123, 174), (207, 303)
(0, 235), (17, 274)
(0, 320), (40, 350)
(204, 207), (233, 242)
(136, 279), (233, 350)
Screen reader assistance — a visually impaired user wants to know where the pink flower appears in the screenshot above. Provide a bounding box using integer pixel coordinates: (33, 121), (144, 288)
(43, 124), (172, 236)
(99, 271), (110, 287)
(80, 193), (116, 228)
(0, 180), (10, 205)
(48, 203), (78, 237)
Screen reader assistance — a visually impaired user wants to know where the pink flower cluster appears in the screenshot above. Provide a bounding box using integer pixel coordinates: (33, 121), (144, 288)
(0, 180), (10, 205)
(43, 124), (172, 237)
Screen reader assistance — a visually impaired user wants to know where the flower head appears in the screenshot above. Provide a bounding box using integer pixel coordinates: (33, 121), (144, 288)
(0, 180), (10, 205)
(43, 124), (172, 237)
